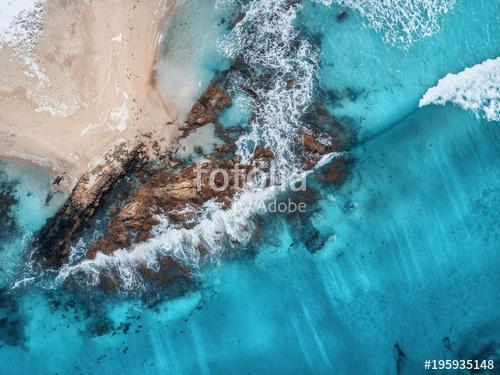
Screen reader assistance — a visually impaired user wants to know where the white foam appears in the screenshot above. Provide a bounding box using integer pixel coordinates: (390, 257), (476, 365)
(110, 100), (129, 132)
(419, 57), (500, 122)
(312, 0), (333, 5)
(111, 33), (123, 43)
(57, 148), (346, 291)
(0, 0), (42, 44)
(218, 0), (317, 179)
(334, 0), (455, 47)
(56, 187), (274, 288)
(0, 0), (46, 78)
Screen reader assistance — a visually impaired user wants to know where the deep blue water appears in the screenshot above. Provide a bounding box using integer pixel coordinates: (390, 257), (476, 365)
(1, 0), (499, 374)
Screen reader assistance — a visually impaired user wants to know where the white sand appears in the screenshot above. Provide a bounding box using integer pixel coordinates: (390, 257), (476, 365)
(0, 0), (179, 185)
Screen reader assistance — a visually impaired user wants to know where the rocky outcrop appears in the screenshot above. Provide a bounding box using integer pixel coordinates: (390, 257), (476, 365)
(298, 128), (335, 169)
(252, 146), (275, 162)
(86, 185), (159, 259)
(34, 121), (347, 273)
(86, 157), (251, 257)
(32, 65), (353, 292)
(84, 126), (342, 261)
(183, 83), (232, 134)
(32, 81), (234, 278)
(34, 142), (148, 268)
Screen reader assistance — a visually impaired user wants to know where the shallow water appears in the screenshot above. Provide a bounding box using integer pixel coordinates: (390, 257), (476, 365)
(156, 0), (232, 120)
(0, 161), (64, 288)
(1, 0), (499, 373)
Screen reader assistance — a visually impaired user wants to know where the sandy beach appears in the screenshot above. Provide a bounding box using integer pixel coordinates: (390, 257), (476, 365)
(0, 0), (178, 187)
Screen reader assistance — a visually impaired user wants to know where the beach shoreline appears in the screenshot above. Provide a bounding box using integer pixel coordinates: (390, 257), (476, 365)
(0, 0), (179, 187)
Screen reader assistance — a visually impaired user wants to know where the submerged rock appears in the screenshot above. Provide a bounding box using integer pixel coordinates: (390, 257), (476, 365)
(318, 157), (353, 186)
(252, 146), (275, 162)
(86, 185), (159, 259)
(336, 10), (349, 22)
(0, 289), (25, 348)
(0, 170), (19, 243)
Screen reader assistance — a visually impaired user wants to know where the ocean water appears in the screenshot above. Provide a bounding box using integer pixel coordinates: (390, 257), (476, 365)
(1, 0), (499, 374)
(300, 0), (499, 139)
(0, 161), (64, 288)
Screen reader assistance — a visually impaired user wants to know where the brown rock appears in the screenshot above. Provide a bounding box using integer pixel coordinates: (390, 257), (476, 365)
(86, 189), (160, 259)
(184, 83), (232, 132)
(34, 68), (355, 292)
(253, 146), (275, 161)
(213, 144), (235, 156)
(85, 158), (249, 259)
(169, 159), (181, 168)
(319, 158), (352, 186)
(33, 142), (148, 268)
(300, 131), (332, 155)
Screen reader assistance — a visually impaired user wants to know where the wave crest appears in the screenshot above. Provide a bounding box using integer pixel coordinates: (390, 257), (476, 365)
(419, 57), (500, 122)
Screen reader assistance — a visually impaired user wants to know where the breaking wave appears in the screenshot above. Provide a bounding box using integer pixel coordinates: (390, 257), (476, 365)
(54, 149), (341, 290)
(419, 57), (500, 122)
(56, 188), (271, 289)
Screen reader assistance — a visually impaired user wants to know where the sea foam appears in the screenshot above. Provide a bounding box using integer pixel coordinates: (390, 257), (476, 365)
(325, 0), (455, 47)
(419, 57), (500, 122)
(218, 0), (318, 179)
(0, 0), (46, 80)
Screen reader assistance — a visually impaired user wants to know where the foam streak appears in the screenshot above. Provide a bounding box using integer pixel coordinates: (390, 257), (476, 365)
(419, 57), (500, 122)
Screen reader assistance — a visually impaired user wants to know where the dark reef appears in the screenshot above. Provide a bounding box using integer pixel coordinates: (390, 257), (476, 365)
(0, 288), (25, 348)
(0, 169), (20, 246)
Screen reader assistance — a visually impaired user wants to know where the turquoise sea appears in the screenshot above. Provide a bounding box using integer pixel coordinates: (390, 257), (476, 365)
(1, 0), (499, 373)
